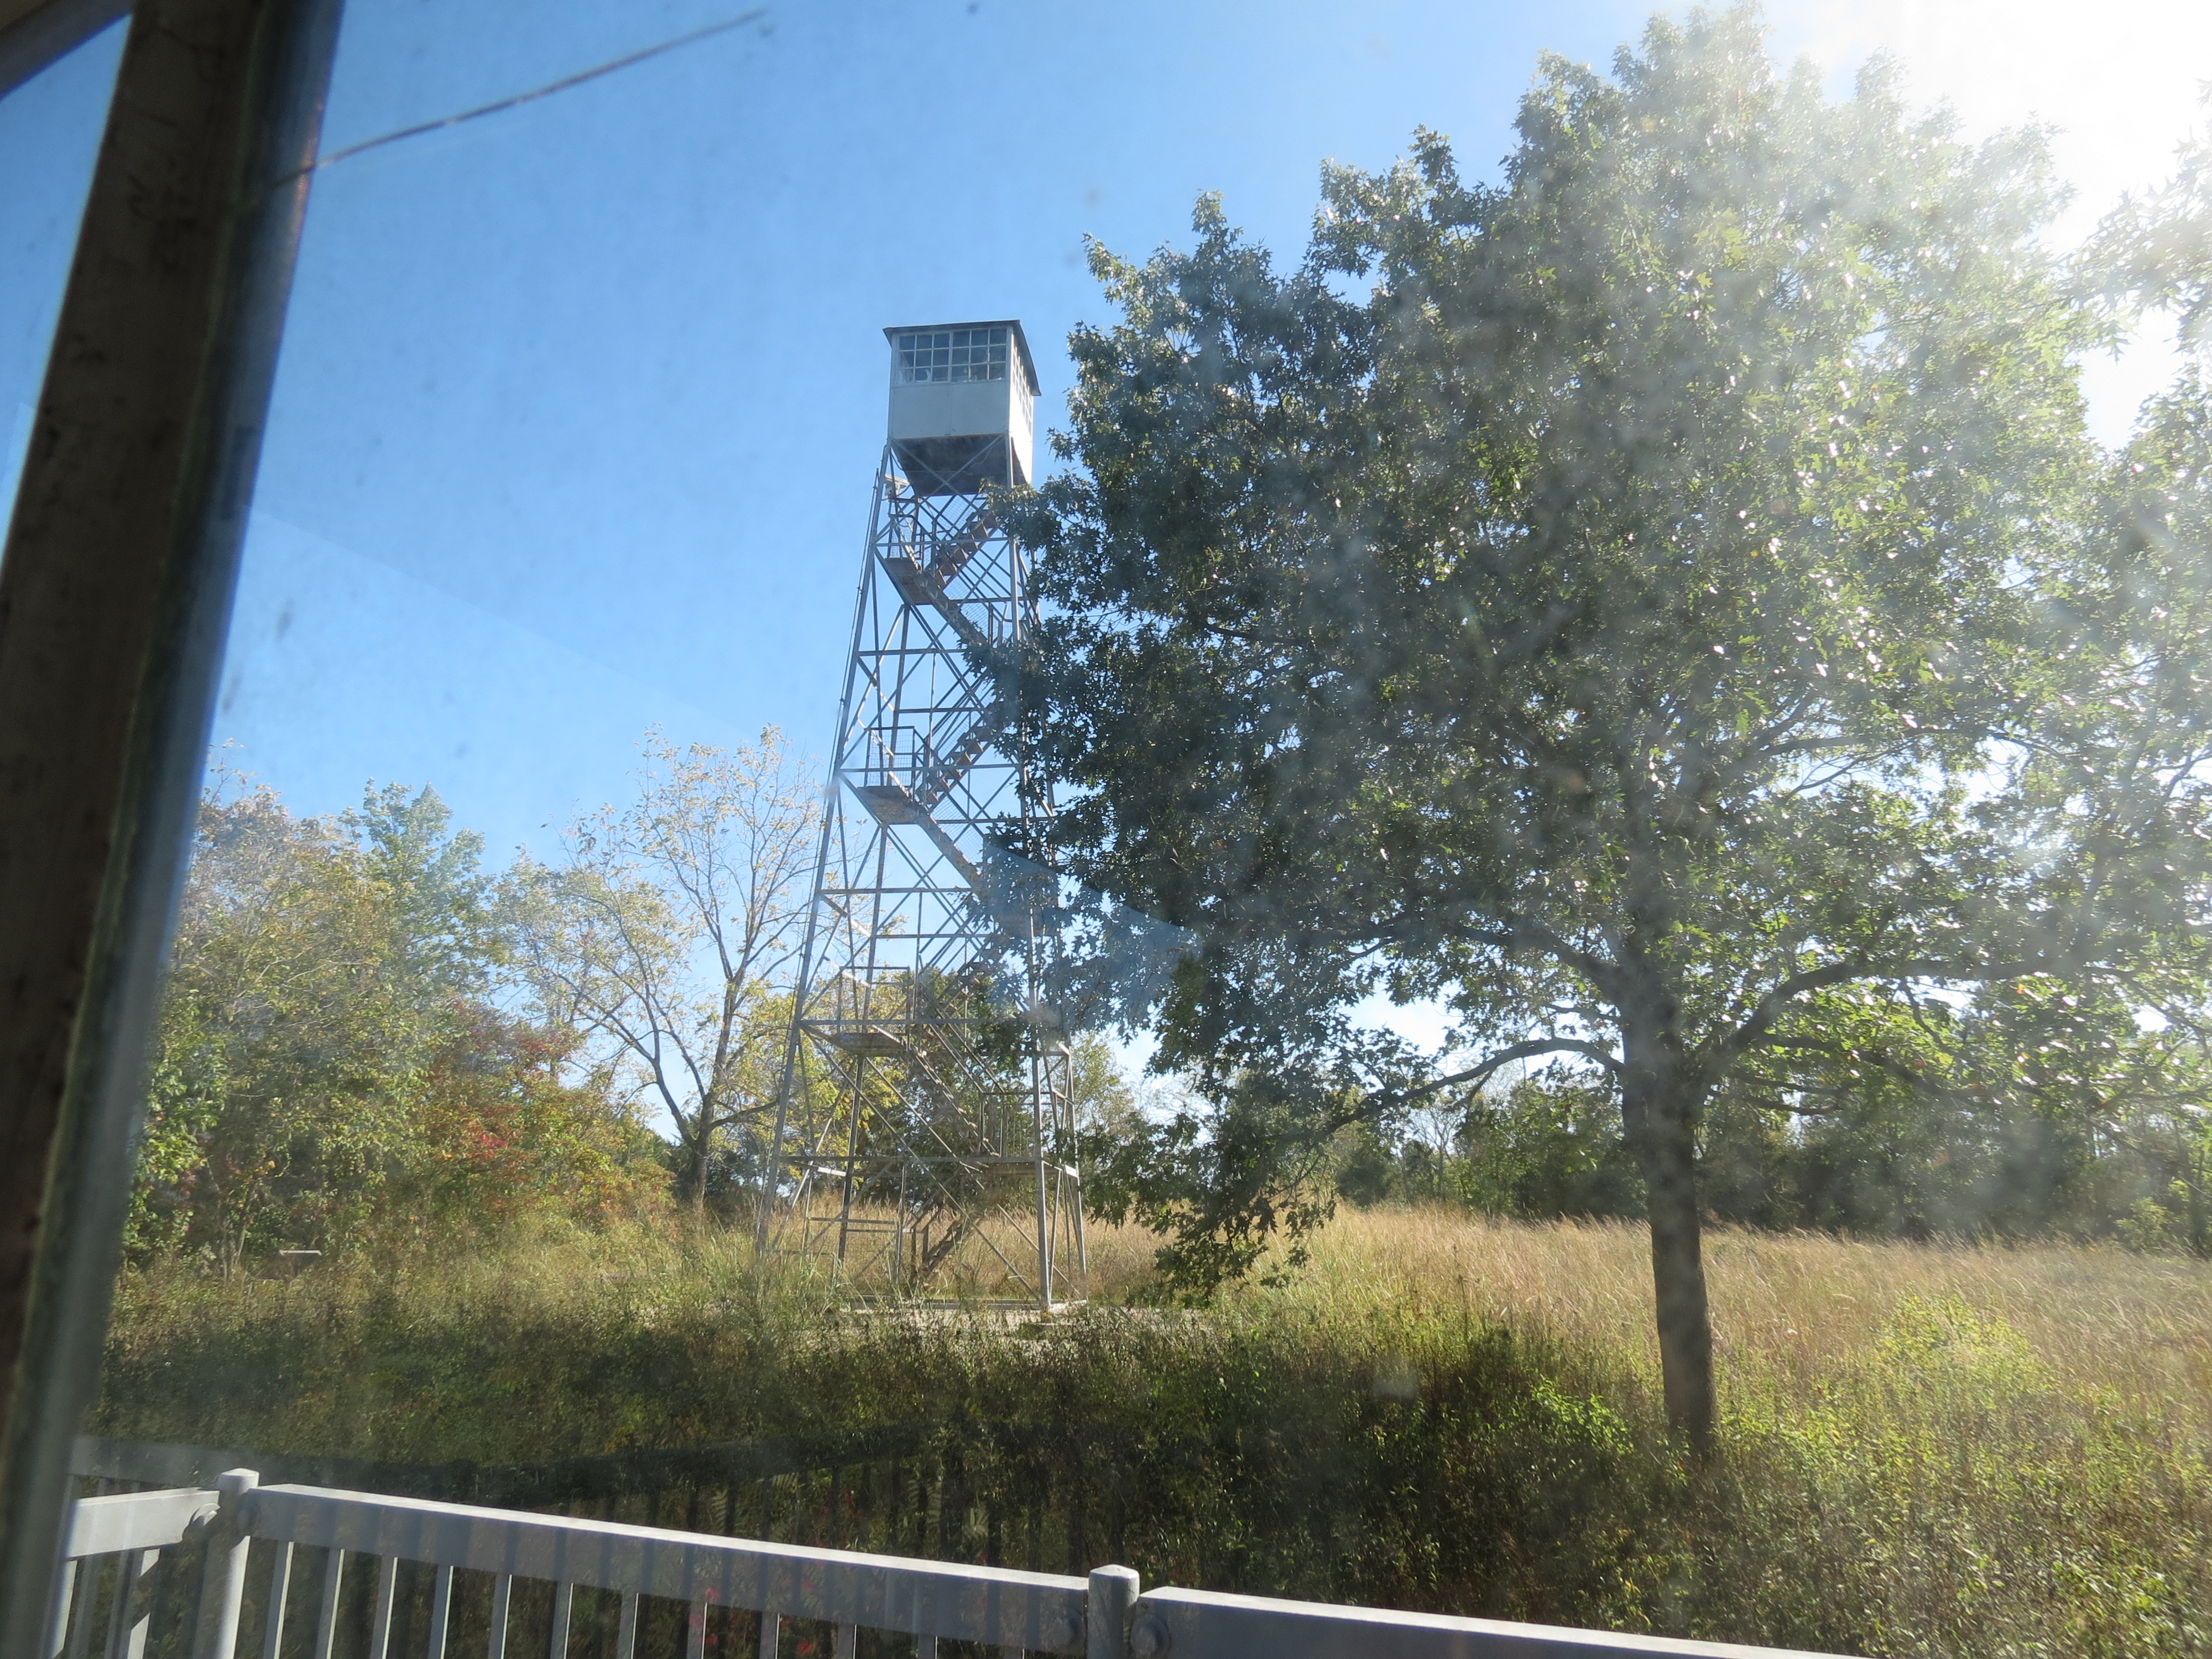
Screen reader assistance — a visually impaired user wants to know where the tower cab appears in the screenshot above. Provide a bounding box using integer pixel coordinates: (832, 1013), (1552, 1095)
(884, 320), (1039, 495)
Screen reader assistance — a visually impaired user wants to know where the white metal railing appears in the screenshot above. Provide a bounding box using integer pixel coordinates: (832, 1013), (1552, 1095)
(47, 1483), (222, 1659)
(46, 1470), (1851, 1659)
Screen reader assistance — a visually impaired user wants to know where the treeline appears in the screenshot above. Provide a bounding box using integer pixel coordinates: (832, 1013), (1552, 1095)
(133, 738), (1131, 1271)
(132, 729), (830, 1267)
(132, 778), (668, 1269)
(139, 756), (2212, 1271)
(1333, 1066), (2212, 1254)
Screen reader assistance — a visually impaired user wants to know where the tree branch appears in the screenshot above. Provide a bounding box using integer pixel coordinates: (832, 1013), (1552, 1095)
(1701, 954), (2058, 1075)
(1388, 1037), (1624, 1108)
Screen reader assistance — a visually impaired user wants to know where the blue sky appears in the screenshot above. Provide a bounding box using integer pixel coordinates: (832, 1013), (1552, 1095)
(4, 0), (2209, 886)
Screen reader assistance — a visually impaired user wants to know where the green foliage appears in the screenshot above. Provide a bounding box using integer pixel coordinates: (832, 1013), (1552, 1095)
(372, 1007), (670, 1246)
(1069, 1030), (1141, 1136)
(1008, 8), (2212, 1430)
(2088, 91), (2212, 357)
(1081, 1067), (1344, 1297)
(1311, 1048), (2212, 1252)
(1711, 1294), (2212, 1655)
(1454, 1075), (1650, 1221)
(131, 778), (660, 1265)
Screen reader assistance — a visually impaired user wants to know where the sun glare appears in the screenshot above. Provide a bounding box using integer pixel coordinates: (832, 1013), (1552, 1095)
(1781, 0), (2211, 444)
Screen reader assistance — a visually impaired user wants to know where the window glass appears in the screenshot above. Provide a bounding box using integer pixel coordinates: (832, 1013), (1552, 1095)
(49, 4), (2212, 1659)
(0, 19), (127, 523)
(896, 326), (1010, 384)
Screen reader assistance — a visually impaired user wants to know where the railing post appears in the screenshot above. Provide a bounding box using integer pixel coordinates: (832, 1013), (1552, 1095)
(1086, 1566), (1138, 1659)
(368, 1556), (400, 1659)
(41, 1552), (77, 1659)
(104, 1548), (155, 1659)
(191, 1469), (259, 1659)
(485, 1575), (513, 1659)
(261, 1542), (294, 1659)
(312, 1551), (346, 1659)
(425, 1564), (455, 1659)
(548, 1583), (575, 1659)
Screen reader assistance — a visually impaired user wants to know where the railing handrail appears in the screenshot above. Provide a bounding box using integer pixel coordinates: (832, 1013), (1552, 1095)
(60, 1485), (218, 1558)
(247, 1481), (1089, 1651)
(48, 1473), (1862, 1659)
(68, 1425), (938, 1507)
(1129, 1585), (1850, 1659)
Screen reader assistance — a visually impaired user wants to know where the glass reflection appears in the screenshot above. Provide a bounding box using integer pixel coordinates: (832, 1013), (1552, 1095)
(50, 4), (2212, 1657)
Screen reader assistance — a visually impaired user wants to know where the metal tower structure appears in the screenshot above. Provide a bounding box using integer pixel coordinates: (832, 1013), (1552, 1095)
(758, 321), (1082, 1310)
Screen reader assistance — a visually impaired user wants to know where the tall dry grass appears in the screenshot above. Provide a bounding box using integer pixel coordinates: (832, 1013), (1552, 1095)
(1231, 1208), (2212, 1412)
(97, 1211), (2212, 1657)
(1097, 1209), (2212, 1655)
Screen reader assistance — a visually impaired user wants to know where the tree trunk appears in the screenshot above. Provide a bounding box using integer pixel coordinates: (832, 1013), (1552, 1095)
(1634, 1102), (1717, 1448)
(1619, 1021), (1719, 1448)
(675, 1125), (709, 1211)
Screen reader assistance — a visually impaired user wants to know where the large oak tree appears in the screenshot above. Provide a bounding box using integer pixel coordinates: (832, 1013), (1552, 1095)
(1009, 11), (2212, 1442)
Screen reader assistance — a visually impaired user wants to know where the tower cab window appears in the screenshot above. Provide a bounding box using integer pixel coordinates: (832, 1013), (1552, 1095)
(894, 327), (1009, 384)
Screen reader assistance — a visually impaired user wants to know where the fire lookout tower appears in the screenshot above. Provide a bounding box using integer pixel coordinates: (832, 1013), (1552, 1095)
(757, 322), (1082, 1310)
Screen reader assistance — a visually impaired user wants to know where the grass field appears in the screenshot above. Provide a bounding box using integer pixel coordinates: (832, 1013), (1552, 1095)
(97, 1212), (2212, 1657)
(1243, 1208), (2212, 1416)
